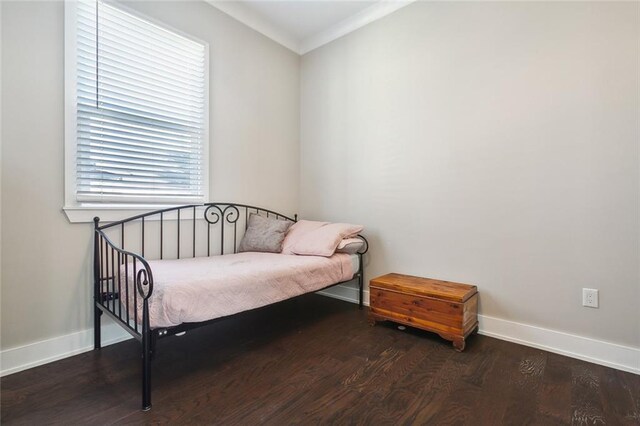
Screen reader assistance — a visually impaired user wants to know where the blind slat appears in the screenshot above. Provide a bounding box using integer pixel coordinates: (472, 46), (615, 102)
(78, 105), (203, 135)
(78, 100), (203, 130)
(77, 57), (205, 101)
(77, 161), (203, 175)
(77, 149), (201, 168)
(78, 86), (204, 123)
(78, 171), (200, 184)
(77, 73), (203, 110)
(77, 138), (199, 160)
(94, 35), (204, 77)
(77, 118), (199, 144)
(78, 125), (198, 150)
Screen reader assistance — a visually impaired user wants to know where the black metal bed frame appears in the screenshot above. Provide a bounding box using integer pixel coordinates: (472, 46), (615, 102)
(93, 202), (368, 411)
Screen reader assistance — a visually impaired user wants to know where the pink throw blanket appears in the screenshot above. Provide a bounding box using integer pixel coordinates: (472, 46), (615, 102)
(119, 252), (354, 329)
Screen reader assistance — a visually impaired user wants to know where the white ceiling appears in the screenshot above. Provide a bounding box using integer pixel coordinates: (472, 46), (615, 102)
(245, 1), (376, 41)
(206, 0), (414, 54)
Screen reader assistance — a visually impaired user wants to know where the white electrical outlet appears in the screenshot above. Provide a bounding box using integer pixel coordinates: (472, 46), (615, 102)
(582, 288), (599, 308)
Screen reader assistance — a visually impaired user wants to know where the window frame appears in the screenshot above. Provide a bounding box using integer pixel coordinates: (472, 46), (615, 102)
(63, 0), (210, 223)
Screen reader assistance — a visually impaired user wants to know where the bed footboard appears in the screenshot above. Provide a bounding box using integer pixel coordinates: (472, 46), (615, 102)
(93, 218), (154, 344)
(93, 217), (155, 410)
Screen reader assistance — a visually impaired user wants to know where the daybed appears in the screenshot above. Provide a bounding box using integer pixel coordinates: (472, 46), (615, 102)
(93, 202), (368, 411)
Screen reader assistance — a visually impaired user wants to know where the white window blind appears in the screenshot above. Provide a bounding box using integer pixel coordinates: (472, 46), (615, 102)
(73, 0), (207, 203)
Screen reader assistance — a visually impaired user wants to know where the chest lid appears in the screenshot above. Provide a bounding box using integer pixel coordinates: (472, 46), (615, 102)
(370, 273), (477, 302)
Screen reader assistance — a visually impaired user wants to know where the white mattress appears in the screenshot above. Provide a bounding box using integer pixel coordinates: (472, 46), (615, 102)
(348, 254), (360, 275)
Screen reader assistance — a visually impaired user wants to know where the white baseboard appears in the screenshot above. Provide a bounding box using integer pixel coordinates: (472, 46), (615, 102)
(317, 282), (370, 305)
(318, 286), (640, 375)
(478, 315), (640, 375)
(2, 289), (638, 377)
(0, 319), (132, 377)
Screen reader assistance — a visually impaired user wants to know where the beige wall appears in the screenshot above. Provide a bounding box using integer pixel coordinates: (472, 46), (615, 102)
(301, 2), (640, 347)
(0, 0), (300, 350)
(1, 0), (639, 356)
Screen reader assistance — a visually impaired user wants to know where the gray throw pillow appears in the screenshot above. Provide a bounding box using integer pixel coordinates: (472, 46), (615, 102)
(238, 213), (293, 253)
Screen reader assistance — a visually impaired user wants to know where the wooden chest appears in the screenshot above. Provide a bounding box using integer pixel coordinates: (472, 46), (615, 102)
(369, 273), (478, 351)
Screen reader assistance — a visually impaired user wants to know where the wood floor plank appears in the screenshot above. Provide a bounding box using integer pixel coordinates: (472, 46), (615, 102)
(570, 362), (607, 425)
(616, 368), (640, 424)
(502, 349), (547, 425)
(535, 352), (573, 425)
(1, 294), (638, 426)
(465, 343), (513, 425)
(598, 363), (640, 425)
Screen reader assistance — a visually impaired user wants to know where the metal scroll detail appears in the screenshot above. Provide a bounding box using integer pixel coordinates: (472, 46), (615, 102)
(204, 204), (242, 255)
(204, 204), (240, 225)
(356, 235), (369, 255)
(204, 204), (221, 225)
(136, 267), (153, 300)
(223, 205), (240, 224)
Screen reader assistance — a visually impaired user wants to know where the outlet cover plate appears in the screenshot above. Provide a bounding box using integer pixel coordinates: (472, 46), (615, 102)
(582, 288), (599, 308)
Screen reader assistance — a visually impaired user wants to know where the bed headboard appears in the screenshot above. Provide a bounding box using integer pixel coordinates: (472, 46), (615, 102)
(96, 203), (297, 260)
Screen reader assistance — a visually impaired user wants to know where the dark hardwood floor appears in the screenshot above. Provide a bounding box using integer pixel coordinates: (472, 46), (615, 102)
(2, 295), (639, 425)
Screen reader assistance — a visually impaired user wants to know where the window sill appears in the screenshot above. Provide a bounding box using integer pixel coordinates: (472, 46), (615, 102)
(63, 204), (179, 224)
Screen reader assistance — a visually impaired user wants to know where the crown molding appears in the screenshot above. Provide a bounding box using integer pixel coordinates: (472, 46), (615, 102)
(205, 0), (300, 53)
(300, 0), (416, 54)
(204, 0), (416, 56)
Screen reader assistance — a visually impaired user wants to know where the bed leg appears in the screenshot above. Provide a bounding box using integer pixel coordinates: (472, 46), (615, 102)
(93, 217), (102, 350)
(142, 302), (152, 411)
(358, 273), (364, 309)
(142, 332), (152, 411)
(94, 308), (102, 350)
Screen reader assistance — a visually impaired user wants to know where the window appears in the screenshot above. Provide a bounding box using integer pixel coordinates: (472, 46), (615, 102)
(65, 0), (208, 220)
